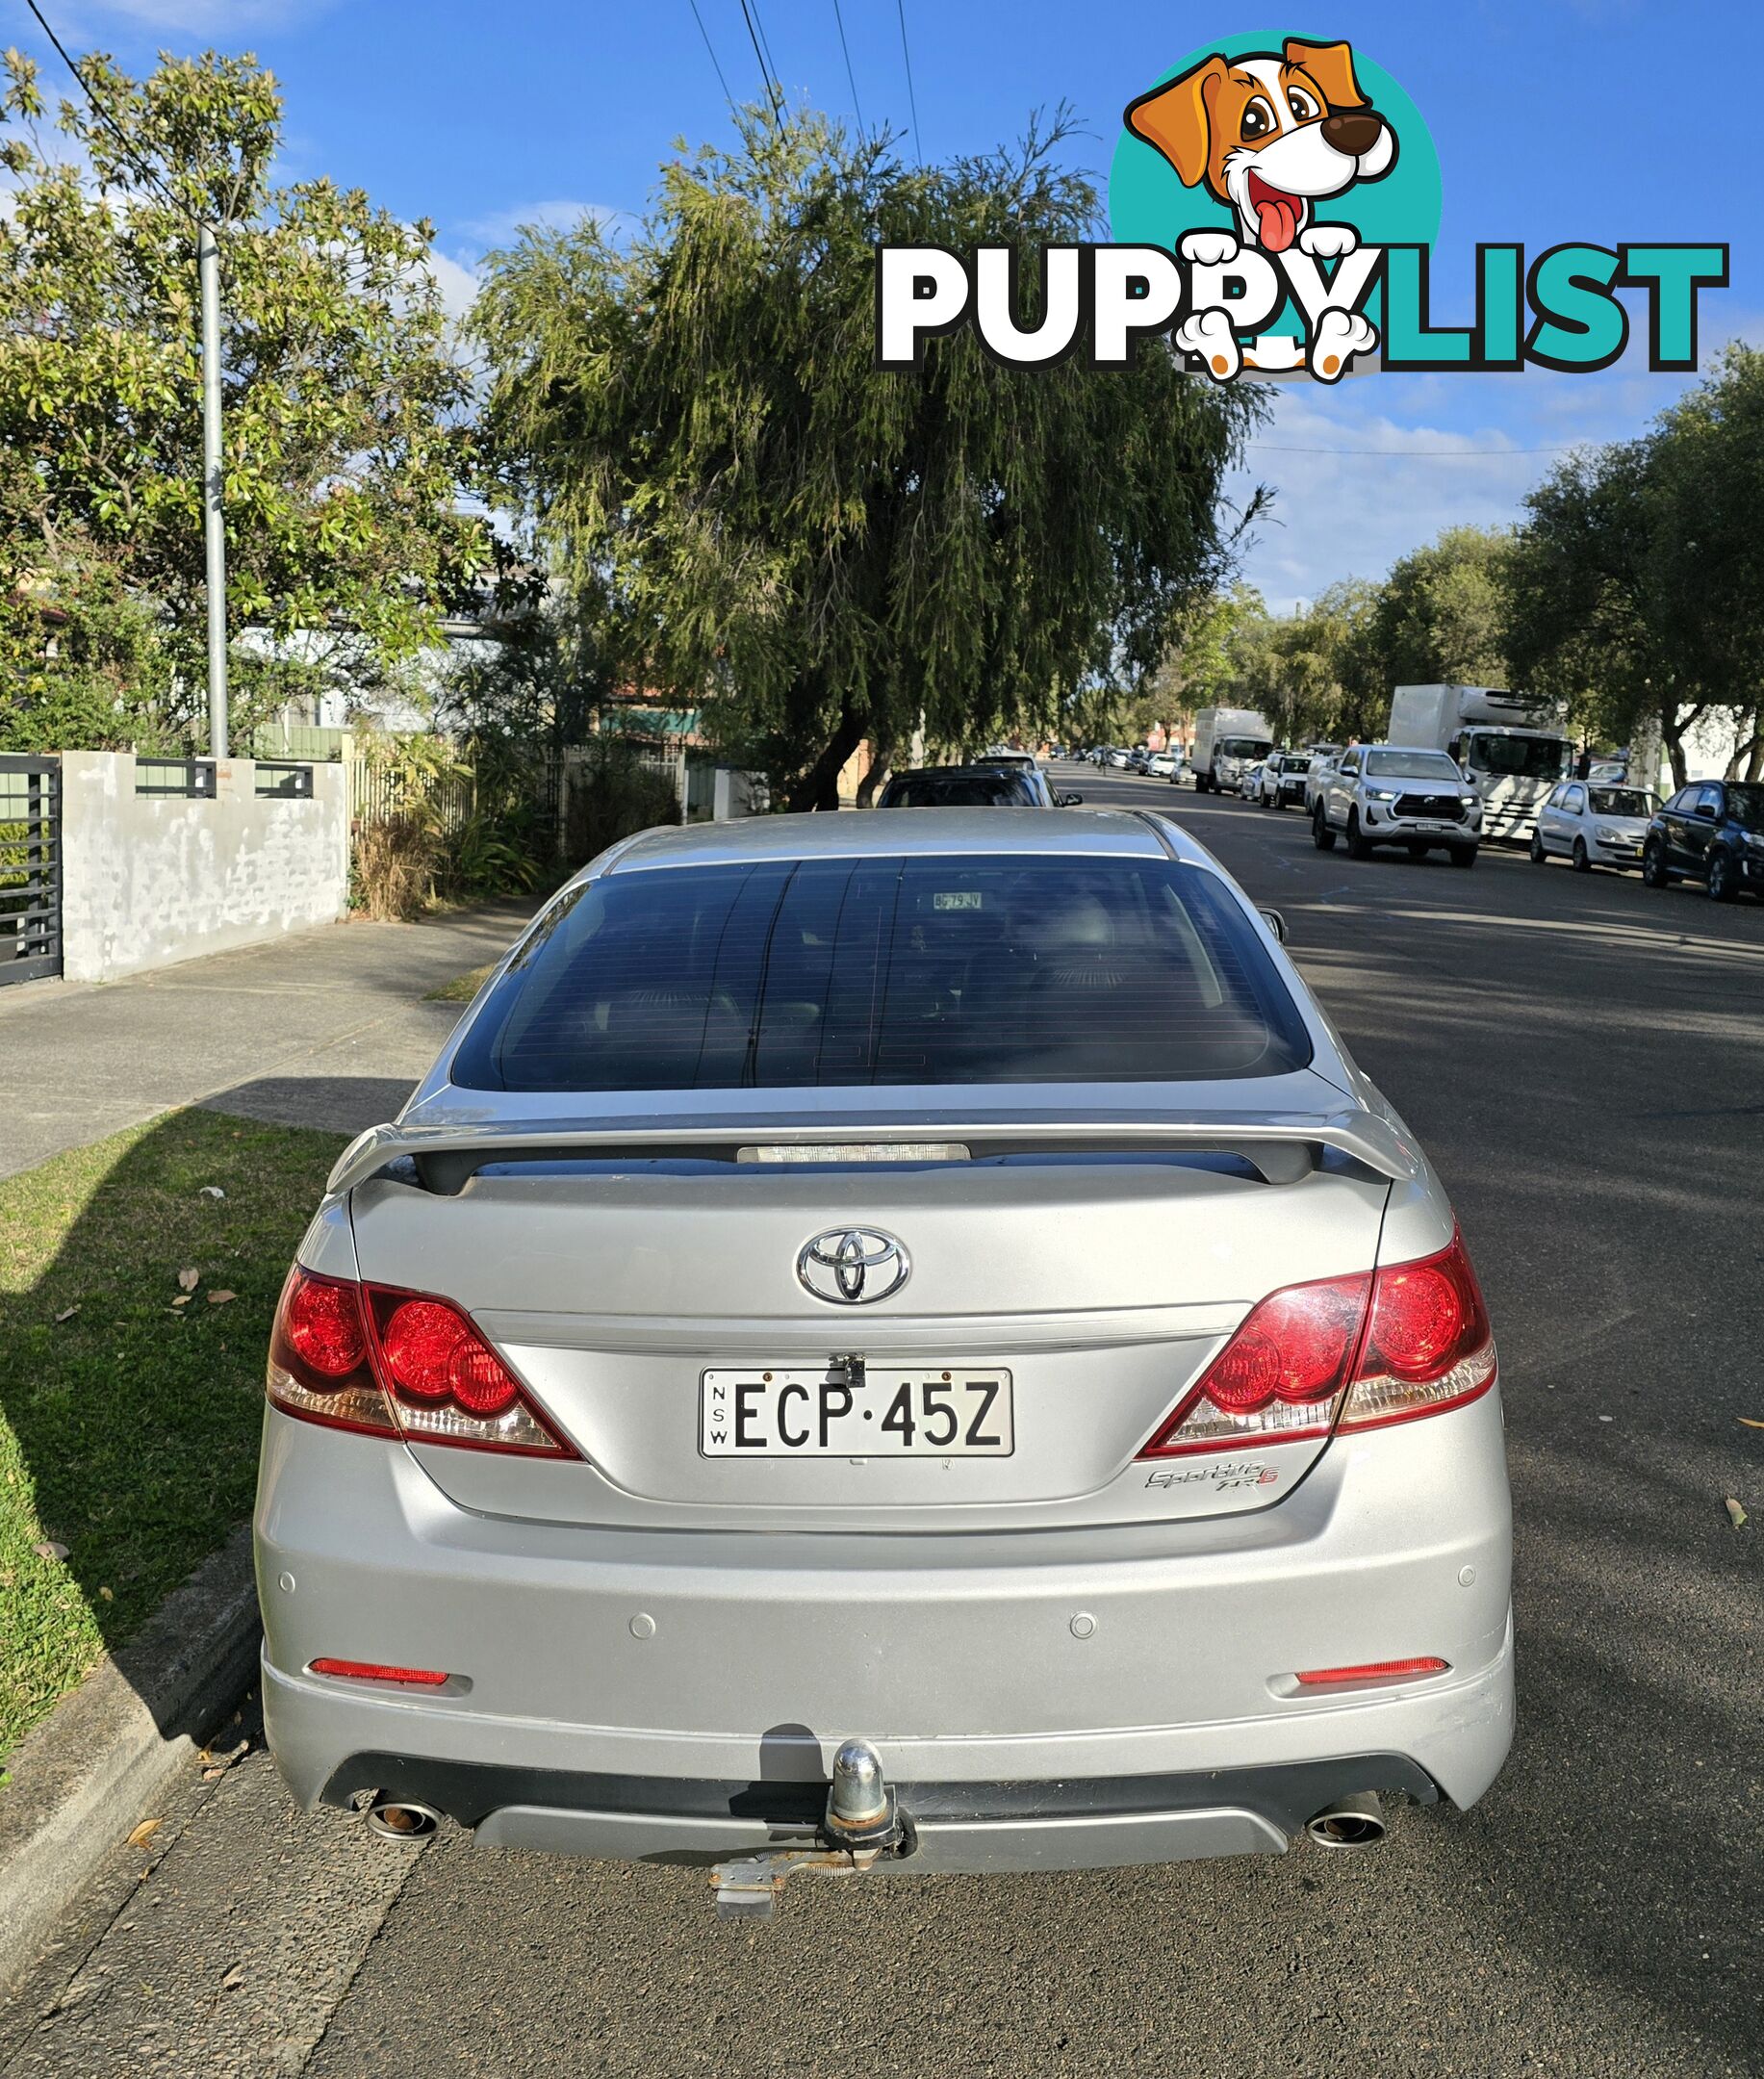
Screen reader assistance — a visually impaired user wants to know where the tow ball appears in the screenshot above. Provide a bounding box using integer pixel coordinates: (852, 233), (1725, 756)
(710, 1739), (910, 1920)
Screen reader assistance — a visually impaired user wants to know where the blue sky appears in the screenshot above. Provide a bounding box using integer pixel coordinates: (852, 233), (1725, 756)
(14, 1), (1761, 603)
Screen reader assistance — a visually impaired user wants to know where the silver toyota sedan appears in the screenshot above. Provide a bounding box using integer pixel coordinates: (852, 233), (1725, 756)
(255, 808), (1513, 1913)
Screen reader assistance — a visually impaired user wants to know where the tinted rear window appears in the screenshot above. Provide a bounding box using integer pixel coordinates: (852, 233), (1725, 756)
(452, 856), (1312, 1092)
(880, 772), (1036, 807)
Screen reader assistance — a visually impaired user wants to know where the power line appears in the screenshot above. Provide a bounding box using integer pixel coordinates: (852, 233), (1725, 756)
(1247, 440), (1580, 458)
(747, 0), (783, 88)
(23, 0), (195, 227)
(831, 0), (866, 137)
(685, 0), (735, 108)
(736, 0), (786, 132)
(895, 0), (922, 163)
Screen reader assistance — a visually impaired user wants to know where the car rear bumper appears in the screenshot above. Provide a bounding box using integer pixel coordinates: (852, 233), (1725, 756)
(255, 1394), (1514, 1869)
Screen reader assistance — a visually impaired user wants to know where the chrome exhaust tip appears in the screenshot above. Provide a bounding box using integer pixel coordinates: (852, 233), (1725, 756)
(1305, 1790), (1387, 1849)
(363, 1796), (442, 1841)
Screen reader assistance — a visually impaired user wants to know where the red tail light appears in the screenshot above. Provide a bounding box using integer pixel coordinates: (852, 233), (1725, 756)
(268, 1268), (396, 1437)
(267, 1268), (575, 1457)
(1139, 1229), (1495, 1458)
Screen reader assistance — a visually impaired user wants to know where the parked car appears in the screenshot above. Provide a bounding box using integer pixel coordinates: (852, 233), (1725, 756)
(256, 808), (1512, 1899)
(1146, 750), (1182, 781)
(1530, 782), (1659, 873)
(1303, 746), (1344, 816)
(981, 747), (1040, 770)
(1105, 747), (1132, 769)
(877, 765), (1078, 808)
(1314, 745), (1482, 866)
(1258, 751), (1312, 810)
(1642, 780), (1764, 901)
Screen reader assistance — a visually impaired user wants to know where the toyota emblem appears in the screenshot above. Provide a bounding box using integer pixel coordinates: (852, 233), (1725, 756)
(797, 1228), (910, 1305)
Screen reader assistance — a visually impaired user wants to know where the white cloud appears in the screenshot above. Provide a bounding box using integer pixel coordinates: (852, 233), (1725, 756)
(1228, 311), (1764, 603)
(457, 200), (627, 250)
(427, 248), (482, 325)
(75, 1), (324, 27)
(1229, 387), (1550, 605)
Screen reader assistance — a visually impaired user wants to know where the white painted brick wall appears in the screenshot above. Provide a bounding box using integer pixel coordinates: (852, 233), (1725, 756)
(59, 753), (349, 983)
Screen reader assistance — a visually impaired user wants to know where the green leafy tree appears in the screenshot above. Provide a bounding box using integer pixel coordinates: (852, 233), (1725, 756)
(0, 46), (484, 750)
(1363, 526), (1513, 694)
(1644, 346), (1764, 779)
(473, 109), (1264, 808)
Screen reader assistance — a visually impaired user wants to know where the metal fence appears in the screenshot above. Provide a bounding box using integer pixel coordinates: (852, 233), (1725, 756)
(346, 757), (475, 834)
(0, 754), (62, 985)
(135, 757), (217, 799)
(253, 760), (316, 799)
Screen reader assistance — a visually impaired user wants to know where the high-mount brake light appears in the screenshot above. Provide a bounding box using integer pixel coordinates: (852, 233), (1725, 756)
(1138, 1228), (1496, 1458)
(266, 1269), (575, 1456)
(310, 1658), (450, 1687)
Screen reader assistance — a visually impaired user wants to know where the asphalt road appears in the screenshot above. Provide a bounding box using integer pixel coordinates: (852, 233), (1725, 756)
(6, 769), (1760, 2079)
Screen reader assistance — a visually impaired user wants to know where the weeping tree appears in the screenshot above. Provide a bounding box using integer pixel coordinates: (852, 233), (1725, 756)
(473, 109), (1265, 808)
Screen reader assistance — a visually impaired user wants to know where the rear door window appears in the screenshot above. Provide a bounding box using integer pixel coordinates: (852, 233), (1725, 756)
(453, 857), (1314, 1092)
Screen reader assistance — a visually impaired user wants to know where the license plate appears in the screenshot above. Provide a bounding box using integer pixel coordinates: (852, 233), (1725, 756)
(700, 1369), (1014, 1457)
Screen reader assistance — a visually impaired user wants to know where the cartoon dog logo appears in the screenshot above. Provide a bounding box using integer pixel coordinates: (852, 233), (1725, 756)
(1125, 37), (1395, 376)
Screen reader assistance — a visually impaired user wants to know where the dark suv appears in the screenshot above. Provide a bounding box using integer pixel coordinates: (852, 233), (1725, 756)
(1642, 781), (1764, 902)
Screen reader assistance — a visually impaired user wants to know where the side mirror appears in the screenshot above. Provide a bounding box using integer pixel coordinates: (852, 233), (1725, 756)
(1060, 791), (1084, 806)
(1258, 907), (1289, 945)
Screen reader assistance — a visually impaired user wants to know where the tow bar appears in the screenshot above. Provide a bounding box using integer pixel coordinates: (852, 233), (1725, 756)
(710, 1739), (910, 1920)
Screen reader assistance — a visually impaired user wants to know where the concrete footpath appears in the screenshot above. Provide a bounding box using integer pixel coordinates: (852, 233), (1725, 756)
(0, 901), (535, 1180)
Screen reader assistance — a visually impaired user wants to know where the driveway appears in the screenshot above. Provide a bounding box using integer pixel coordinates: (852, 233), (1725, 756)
(0, 903), (534, 1180)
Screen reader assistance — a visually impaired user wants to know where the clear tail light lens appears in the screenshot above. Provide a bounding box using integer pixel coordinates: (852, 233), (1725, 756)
(1138, 1229), (1495, 1458)
(267, 1267), (575, 1457)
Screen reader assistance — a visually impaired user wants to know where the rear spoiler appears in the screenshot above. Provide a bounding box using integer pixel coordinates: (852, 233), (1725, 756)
(327, 1107), (1419, 1197)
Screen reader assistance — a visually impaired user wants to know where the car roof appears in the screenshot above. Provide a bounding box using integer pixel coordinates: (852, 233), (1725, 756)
(604, 807), (1202, 873)
(882, 763), (1035, 781)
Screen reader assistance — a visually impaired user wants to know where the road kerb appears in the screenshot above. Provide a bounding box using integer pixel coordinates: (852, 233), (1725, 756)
(0, 1525), (260, 2002)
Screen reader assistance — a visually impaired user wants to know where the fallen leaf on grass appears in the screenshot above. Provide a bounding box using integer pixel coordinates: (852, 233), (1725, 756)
(98, 1585), (113, 1602)
(177, 1267), (199, 1293)
(170, 1295), (192, 1308)
(126, 1819), (162, 1849)
(32, 1541), (68, 1562)
(206, 1290), (237, 1307)
(1725, 1497), (1749, 1529)
(199, 1186), (226, 1200)
(53, 1305), (79, 1324)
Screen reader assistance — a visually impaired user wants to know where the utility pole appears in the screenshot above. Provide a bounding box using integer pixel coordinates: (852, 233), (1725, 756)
(198, 221), (228, 758)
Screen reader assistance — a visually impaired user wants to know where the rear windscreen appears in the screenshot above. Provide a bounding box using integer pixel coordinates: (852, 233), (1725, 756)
(451, 856), (1312, 1092)
(881, 773), (1034, 807)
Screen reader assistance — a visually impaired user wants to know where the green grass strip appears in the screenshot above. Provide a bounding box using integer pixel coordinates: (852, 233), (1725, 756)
(0, 1110), (345, 1764)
